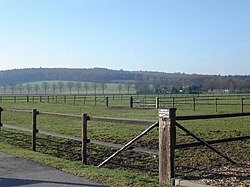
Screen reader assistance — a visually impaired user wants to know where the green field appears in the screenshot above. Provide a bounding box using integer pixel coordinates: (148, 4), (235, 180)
(0, 94), (249, 186)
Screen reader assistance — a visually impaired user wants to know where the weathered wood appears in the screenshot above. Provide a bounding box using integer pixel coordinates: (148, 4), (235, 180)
(159, 108), (176, 185)
(193, 97), (196, 111)
(105, 96), (109, 107)
(98, 121), (159, 167)
(39, 111), (82, 119)
(172, 97), (175, 108)
(83, 96), (86, 106)
(241, 98), (244, 113)
(175, 122), (237, 164)
(130, 96), (133, 108)
(156, 97), (159, 109)
(0, 107), (2, 131)
(176, 112), (250, 121)
(32, 109), (38, 151)
(215, 98), (218, 112)
(176, 135), (250, 149)
(82, 114), (88, 165)
(89, 116), (153, 125)
(27, 96), (29, 102)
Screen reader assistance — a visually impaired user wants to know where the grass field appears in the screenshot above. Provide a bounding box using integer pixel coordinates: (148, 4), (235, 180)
(0, 94), (249, 186)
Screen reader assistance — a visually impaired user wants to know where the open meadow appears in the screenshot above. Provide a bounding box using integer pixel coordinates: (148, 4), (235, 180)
(0, 93), (250, 186)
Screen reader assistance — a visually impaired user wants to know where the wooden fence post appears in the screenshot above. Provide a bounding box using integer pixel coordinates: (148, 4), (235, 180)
(32, 109), (38, 151)
(105, 96), (109, 107)
(159, 108), (176, 185)
(73, 96), (76, 105)
(172, 97), (175, 108)
(82, 114), (88, 165)
(64, 95), (66, 104)
(40, 96), (42, 103)
(130, 96), (133, 108)
(215, 98), (218, 112)
(14, 96), (16, 103)
(27, 96), (29, 102)
(156, 97), (159, 109)
(241, 98), (244, 113)
(94, 96), (97, 106)
(0, 107), (3, 131)
(83, 96), (86, 106)
(47, 96), (50, 103)
(193, 97), (196, 111)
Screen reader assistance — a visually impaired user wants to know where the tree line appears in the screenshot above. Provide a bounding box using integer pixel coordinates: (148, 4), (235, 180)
(0, 81), (135, 95)
(0, 68), (250, 94)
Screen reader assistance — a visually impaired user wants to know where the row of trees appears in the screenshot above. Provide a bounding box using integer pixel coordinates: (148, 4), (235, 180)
(0, 82), (135, 95)
(135, 74), (250, 94)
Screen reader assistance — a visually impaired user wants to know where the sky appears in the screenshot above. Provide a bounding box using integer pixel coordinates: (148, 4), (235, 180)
(0, 0), (250, 75)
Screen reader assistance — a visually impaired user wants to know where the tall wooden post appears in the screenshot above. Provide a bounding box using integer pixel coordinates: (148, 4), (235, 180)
(193, 97), (196, 111)
(27, 96), (29, 102)
(0, 107), (3, 131)
(82, 114), (88, 165)
(215, 98), (218, 112)
(130, 96), (133, 108)
(64, 95), (66, 104)
(83, 96), (86, 106)
(32, 109), (38, 151)
(159, 108), (176, 185)
(94, 96), (97, 106)
(105, 96), (109, 107)
(241, 98), (244, 113)
(172, 97), (175, 108)
(156, 97), (160, 109)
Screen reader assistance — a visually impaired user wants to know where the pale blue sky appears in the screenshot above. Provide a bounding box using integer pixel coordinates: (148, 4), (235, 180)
(0, 0), (250, 75)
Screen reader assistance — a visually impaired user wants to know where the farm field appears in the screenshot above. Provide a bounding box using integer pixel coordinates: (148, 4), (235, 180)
(0, 94), (250, 187)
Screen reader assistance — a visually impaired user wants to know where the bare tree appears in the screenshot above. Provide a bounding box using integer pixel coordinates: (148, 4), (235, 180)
(75, 82), (82, 95)
(83, 82), (89, 94)
(51, 83), (57, 94)
(101, 82), (107, 95)
(42, 82), (50, 94)
(25, 83), (32, 94)
(57, 82), (65, 95)
(10, 84), (15, 95)
(91, 82), (98, 95)
(66, 82), (75, 95)
(118, 84), (123, 94)
(34, 84), (40, 95)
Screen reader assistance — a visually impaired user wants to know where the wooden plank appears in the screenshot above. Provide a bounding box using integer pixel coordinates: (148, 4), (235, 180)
(176, 135), (250, 149)
(98, 121), (159, 167)
(175, 122), (237, 164)
(39, 111), (82, 119)
(176, 112), (250, 121)
(89, 116), (153, 125)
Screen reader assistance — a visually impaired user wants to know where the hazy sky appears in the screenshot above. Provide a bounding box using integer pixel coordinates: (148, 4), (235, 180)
(0, 0), (250, 75)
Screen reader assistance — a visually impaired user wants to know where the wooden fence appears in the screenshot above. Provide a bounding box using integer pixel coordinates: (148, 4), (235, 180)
(0, 107), (250, 185)
(1, 94), (250, 111)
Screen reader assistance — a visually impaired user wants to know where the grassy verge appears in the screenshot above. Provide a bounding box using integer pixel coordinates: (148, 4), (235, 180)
(0, 141), (170, 187)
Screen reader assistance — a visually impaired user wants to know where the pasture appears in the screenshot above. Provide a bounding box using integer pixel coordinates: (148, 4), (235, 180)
(0, 93), (249, 186)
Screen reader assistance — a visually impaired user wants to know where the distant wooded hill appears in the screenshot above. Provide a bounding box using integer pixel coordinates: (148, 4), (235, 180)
(0, 68), (250, 93)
